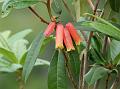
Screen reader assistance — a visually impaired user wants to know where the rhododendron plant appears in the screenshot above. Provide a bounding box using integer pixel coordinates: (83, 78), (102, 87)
(0, 0), (120, 89)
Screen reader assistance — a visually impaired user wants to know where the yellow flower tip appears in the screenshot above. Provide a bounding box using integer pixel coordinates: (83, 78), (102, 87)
(55, 24), (64, 50)
(63, 28), (75, 52)
(67, 47), (75, 52)
(56, 44), (64, 49)
(66, 22), (83, 45)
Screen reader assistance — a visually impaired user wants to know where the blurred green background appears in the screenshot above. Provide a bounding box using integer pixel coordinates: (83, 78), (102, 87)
(0, 3), (55, 89)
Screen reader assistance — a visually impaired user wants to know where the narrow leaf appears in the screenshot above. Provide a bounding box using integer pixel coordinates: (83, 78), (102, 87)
(82, 21), (120, 41)
(48, 50), (67, 89)
(113, 52), (120, 65)
(22, 32), (45, 82)
(84, 66), (109, 86)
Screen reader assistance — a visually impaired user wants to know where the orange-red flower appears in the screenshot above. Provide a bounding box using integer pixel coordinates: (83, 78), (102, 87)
(44, 22), (56, 37)
(55, 24), (64, 49)
(63, 28), (75, 51)
(66, 22), (82, 45)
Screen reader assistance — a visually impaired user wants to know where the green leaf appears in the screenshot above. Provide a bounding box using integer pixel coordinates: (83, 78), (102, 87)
(0, 63), (22, 72)
(84, 66), (109, 86)
(1, 30), (11, 40)
(11, 39), (28, 61)
(89, 48), (105, 65)
(40, 35), (55, 55)
(60, 0), (75, 24)
(35, 58), (50, 66)
(8, 29), (32, 45)
(91, 35), (102, 52)
(20, 52), (50, 66)
(68, 51), (80, 81)
(48, 50), (67, 89)
(0, 33), (10, 50)
(0, 48), (17, 63)
(1, 0), (40, 17)
(51, 0), (62, 15)
(20, 52), (27, 65)
(113, 52), (120, 65)
(22, 32), (45, 82)
(109, 0), (120, 12)
(82, 21), (120, 41)
(110, 40), (120, 60)
(73, 22), (96, 31)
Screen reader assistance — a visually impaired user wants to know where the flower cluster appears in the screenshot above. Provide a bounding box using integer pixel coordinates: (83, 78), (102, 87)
(44, 22), (82, 51)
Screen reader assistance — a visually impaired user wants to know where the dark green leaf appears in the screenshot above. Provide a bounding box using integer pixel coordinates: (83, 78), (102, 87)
(51, 0), (62, 15)
(109, 0), (120, 12)
(22, 32), (45, 82)
(110, 40), (120, 60)
(82, 21), (120, 41)
(84, 66), (109, 86)
(113, 52), (120, 65)
(48, 50), (67, 89)
(68, 51), (80, 81)
(40, 35), (55, 55)
(89, 48), (105, 65)
(73, 22), (96, 31)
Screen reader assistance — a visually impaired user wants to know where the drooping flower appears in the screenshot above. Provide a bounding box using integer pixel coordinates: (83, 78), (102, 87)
(44, 22), (56, 37)
(56, 24), (64, 49)
(66, 22), (82, 45)
(63, 28), (75, 51)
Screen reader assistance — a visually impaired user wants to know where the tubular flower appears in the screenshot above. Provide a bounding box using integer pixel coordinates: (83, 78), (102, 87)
(56, 24), (64, 49)
(66, 22), (82, 45)
(44, 22), (56, 37)
(63, 28), (75, 51)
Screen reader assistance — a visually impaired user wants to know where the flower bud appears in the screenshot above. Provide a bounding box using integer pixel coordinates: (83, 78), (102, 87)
(63, 28), (75, 51)
(56, 24), (64, 49)
(44, 22), (56, 37)
(66, 22), (82, 45)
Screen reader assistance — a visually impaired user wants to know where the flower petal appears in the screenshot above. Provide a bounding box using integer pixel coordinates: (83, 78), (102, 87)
(56, 24), (64, 49)
(66, 22), (82, 45)
(64, 28), (75, 51)
(44, 22), (56, 37)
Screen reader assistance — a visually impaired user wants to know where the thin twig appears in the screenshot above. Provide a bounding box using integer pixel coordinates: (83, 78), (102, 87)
(102, 36), (109, 55)
(28, 7), (49, 24)
(46, 0), (53, 21)
(62, 0), (76, 21)
(79, 49), (87, 89)
(105, 73), (110, 89)
(63, 51), (78, 89)
(16, 70), (25, 89)
(80, 0), (100, 89)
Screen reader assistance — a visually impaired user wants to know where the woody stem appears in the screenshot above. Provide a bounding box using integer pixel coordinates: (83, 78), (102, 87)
(28, 7), (49, 24)
(79, 0), (101, 89)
